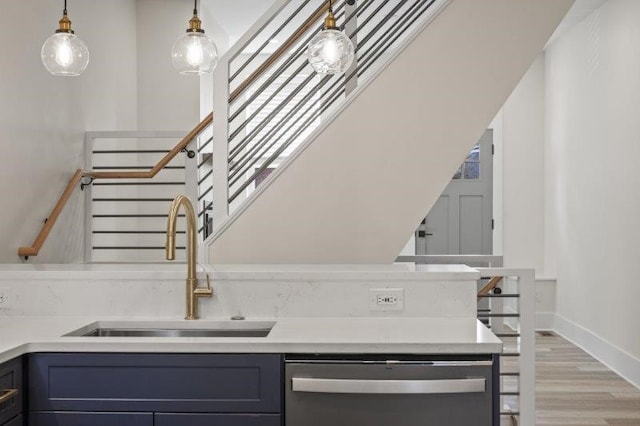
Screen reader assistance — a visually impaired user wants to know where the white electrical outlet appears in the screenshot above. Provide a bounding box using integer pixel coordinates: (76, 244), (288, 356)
(0, 287), (12, 309)
(369, 288), (404, 311)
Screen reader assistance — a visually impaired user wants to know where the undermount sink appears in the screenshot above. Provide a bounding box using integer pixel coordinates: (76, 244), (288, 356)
(64, 320), (275, 338)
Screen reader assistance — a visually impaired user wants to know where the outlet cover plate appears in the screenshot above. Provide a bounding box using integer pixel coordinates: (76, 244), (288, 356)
(369, 288), (404, 311)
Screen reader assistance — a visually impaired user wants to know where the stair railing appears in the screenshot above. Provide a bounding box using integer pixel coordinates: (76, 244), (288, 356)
(17, 0), (334, 259)
(17, 114), (213, 260)
(18, 0), (330, 259)
(397, 256), (536, 426)
(84, 130), (198, 262)
(17, 169), (86, 259)
(206, 0), (451, 231)
(20, 0), (450, 259)
(475, 268), (536, 426)
(84, 114), (213, 180)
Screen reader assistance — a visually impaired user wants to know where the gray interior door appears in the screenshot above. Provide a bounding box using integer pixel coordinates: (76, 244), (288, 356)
(415, 130), (493, 255)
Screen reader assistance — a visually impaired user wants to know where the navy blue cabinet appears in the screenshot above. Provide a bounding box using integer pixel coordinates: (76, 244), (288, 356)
(3, 415), (22, 426)
(155, 413), (282, 426)
(0, 357), (23, 426)
(29, 412), (152, 426)
(28, 353), (283, 426)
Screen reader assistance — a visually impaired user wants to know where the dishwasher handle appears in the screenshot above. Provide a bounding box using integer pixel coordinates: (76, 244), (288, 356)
(291, 377), (485, 395)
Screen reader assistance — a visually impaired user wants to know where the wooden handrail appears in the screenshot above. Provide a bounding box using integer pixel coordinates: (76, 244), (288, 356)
(18, 169), (85, 258)
(85, 3), (326, 180)
(19, 3), (329, 258)
(229, 1), (330, 104)
(18, 113), (213, 258)
(85, 112), (213, 180)
(477, 276), (504, 300)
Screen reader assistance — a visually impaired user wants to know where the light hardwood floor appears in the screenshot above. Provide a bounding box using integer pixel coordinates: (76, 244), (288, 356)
(535, 332), (640, 426)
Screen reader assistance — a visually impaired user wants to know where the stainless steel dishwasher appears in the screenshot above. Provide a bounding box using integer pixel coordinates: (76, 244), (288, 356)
(285, 355), (498, 426)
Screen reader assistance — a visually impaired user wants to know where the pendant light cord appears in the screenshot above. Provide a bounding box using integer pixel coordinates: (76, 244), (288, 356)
(328, 0), (333, 13)
(193, 0), (198, 16)
(63, 0), (67, 15)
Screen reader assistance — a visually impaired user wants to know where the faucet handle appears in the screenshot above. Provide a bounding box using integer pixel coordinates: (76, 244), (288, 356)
(194, 274), (213, 298)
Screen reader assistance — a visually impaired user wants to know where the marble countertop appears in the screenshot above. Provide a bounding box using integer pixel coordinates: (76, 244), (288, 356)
(0, 316), (502, 364)
(0, 263), (480, 281)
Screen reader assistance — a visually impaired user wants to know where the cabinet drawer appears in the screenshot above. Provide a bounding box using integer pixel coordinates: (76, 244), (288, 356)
(29, 353), (282, 413)
(29, 412), (152, 426)
(0, 358), (22, 425)
(155, 413), (281, 426)
(3, 414), (23, 426)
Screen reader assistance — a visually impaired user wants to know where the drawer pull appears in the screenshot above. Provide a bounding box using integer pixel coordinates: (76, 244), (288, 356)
(0, 389), (18, 404)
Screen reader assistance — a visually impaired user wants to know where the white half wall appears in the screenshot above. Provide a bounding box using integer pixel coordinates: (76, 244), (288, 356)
(545, 0), (640, 377)
(210, 0), (574, 264)
(0, 0), (138, 263)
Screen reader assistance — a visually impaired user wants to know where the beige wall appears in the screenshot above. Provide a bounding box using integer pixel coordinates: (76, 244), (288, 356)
(0, 0), (230, 263)
(136, 0), (199, 131)
(0, 0), (138, 263)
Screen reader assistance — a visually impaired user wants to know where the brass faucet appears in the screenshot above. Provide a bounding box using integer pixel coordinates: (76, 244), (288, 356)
(166, 194), (212, 320)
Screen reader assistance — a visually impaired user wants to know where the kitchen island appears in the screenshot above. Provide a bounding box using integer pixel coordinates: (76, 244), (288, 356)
(0, 316), (501, 426)
(0, 264), (502, 425)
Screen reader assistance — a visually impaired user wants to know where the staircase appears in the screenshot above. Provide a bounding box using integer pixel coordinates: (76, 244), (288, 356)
(86, 131), (192, 262)
(19, 0), (574, 264)
(204, 0), (574, 264)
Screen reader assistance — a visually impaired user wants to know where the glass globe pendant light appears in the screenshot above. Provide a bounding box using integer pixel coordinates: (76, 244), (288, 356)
(171, 0), (218, 75)
(307, 0), (355, 75)
(41, 0), (89, 76)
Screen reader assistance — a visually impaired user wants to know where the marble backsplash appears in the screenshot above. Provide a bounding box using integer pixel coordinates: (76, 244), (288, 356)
(0, 264), (478, 319)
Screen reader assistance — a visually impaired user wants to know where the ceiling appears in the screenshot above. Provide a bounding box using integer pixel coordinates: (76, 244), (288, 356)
(202, 0), (278, 44)
(202, 0), (610, 51)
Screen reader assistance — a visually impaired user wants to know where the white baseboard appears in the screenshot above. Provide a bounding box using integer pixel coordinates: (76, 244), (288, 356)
(552, 313), (640, 390)
(535, 312), (555, 330)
